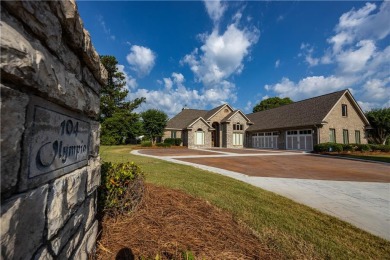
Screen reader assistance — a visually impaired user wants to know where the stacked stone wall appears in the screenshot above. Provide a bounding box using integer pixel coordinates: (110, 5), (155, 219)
(1, 1), (106, 259)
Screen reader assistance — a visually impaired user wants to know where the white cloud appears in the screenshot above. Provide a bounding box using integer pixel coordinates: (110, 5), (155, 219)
(171, 72), (185, 85)
(182, 24), (259, 86)
(98, 15), (115, 40)
(361, 77), (390, 102)
(328, 1), (390, 55)
(233, 11), (243, 25)
(244, 101), (252, 112)
(300, 43), (319, 67)
(126, 45), (156, 77)
(275, 59), (280, 68)
(277, 15), (284, 22)
(265, 75), (357, 100)
(336, 40), (376, 73)
(130, 73), (237, 117)
(268, 1), (389, 108)
(116, 64), (137, 89)
(163, 78), (173, 90)
(204, 0), (227, 25)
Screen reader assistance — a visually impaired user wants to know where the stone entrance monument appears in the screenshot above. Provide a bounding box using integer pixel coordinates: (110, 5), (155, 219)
(1, 1), (106, 258)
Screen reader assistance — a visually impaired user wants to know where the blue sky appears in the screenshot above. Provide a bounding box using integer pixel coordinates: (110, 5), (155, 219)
(77, 1), (390, 117)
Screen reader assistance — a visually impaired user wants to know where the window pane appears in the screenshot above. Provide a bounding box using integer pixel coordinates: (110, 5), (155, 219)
(342, 104), (348, 117)
(343, 130), (349, 144)
(329, 129), (335, 143)
(355, 130), (361, 144)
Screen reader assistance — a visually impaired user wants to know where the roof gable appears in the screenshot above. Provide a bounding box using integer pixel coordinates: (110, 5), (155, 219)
(222, 110), (253, 124)
(323, 90), (370, 125)
(204, 104), (234, 121)
(187, 117), (214, 129)
(246, 90), (347, 131)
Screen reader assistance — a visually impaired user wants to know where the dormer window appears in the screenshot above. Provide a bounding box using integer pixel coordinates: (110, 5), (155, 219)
(233, 123), (243, 131)
(342, 104), (348, 117)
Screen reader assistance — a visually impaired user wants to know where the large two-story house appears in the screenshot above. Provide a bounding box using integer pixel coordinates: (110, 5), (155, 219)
(163, 89), (370, 151)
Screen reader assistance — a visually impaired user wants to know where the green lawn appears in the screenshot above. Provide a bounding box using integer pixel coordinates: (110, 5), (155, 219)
(100, 145), (390, 259)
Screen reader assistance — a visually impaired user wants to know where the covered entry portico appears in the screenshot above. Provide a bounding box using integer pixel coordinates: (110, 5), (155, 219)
(211, 122), (220, 147)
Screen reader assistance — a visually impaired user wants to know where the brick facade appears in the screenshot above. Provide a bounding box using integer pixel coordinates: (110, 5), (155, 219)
(319, 95), (368, 144)
(187, 119), (213, 149)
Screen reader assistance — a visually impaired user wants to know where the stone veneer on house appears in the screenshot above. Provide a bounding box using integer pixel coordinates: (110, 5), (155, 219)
(1, 1), (106, 259)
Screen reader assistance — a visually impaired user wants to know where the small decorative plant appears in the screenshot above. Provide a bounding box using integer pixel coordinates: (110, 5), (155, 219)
(98, 161), (144, 216)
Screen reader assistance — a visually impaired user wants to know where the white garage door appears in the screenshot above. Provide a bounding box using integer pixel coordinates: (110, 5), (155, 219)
(252, 132), (279, 149)
(286, 130), (313, 151)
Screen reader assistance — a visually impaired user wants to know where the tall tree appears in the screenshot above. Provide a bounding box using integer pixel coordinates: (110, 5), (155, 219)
(100, 55), (145, 145)
(141, 109), (168, 144)
(253, 97), (293, 113)
(365, 108), (390, 145)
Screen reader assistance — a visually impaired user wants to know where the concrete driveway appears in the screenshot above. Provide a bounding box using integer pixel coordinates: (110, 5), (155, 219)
(134, 148), (390, 240)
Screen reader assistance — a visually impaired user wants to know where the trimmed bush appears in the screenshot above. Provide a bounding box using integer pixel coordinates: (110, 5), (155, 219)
(141, 141), (152, 147)
(370, 144), (390, 152)
(164, 138), (182, 146)
(174, 138), (182, 146)
(98, 161), (145, 216)
(355, 144), (371, 152)
(342, 144), (354, 152)
(163, 138), (174, 145)
(156, 143), (171, 148)
(314, 142), (343, 152)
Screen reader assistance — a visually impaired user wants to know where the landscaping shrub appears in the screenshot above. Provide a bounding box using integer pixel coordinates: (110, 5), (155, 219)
(370, 144), (390, 152)
(355, 144), (371, 152)
(99, 161), (145, 216)
(141, 141), (152, 147)
(314, 142), (343, 152)
(174, 138), (182, 146)
(156, 143), (171, 148)
(163, 138), (174, 145)
(342, 144), (355, 152)
(164, 138), (182, 146)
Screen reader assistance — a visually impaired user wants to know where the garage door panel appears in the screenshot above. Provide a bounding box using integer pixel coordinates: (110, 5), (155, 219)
(252, 133), (279, 149)
(286, 130), (313, 151)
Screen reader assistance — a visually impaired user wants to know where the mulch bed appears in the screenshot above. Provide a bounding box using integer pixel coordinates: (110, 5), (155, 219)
(96, 184), (279, 260)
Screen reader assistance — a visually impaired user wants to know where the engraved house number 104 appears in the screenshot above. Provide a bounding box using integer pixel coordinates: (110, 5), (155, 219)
(60, 120), (78, 136)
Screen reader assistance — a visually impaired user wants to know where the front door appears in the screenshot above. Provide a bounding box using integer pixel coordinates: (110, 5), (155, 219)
(211, 122), (220, 147)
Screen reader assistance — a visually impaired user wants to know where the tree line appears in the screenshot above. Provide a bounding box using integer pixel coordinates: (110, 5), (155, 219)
(99, 55), (167, 145)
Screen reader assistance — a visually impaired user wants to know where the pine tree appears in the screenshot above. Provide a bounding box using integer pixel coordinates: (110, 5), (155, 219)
(100, 55), (145, 144)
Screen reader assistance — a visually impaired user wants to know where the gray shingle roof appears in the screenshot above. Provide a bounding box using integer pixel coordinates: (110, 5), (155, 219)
(246, 90), (347, 131)
(166, 109), (207, 129)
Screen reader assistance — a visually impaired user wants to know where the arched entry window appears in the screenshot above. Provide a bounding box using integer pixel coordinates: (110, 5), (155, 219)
(195, 128), (204, 145)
